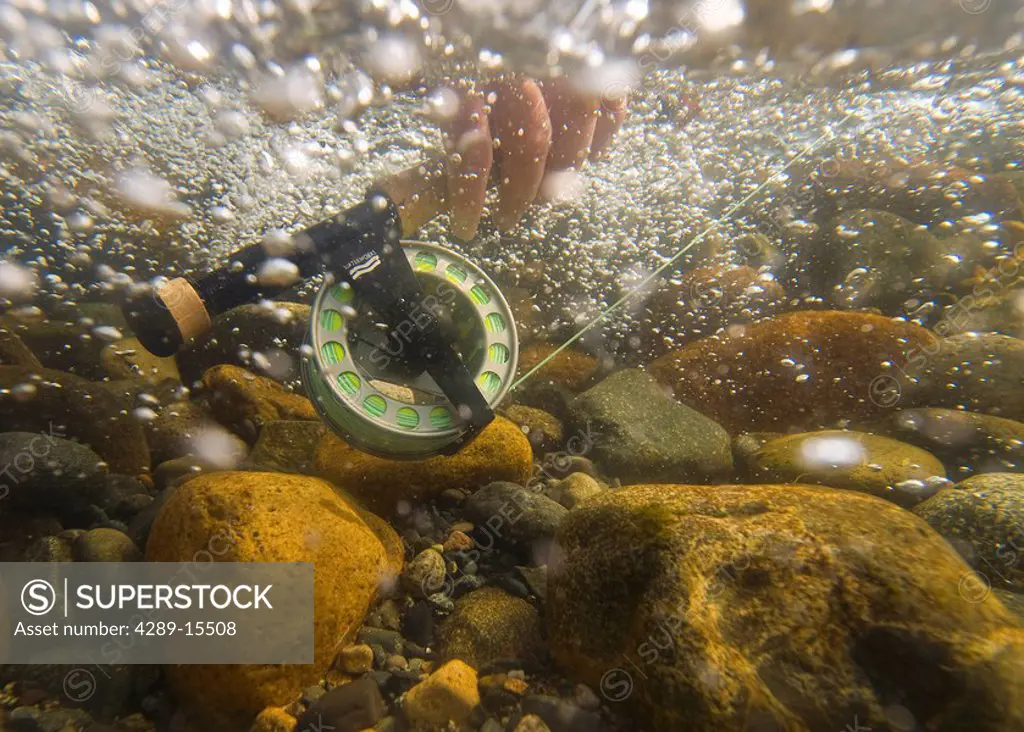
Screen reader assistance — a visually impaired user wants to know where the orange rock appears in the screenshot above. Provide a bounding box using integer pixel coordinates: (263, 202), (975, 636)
(642, 264), (787, 357)
(515, 344), (600, 393)
(649, 310), (934, 433)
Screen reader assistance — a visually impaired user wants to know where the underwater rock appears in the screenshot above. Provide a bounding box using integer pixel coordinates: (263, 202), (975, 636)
(0, 514), (62, 561)
(295, 678), (387, 732)
(649, 310), (934, 434)
(72, 527), (142, 562)
(463, 482), (568, 563)
(518, 695), (603, 732)
(336, 644), (375, 675)
(0, 431), (110, 515)
(0, 324), (42, 369)
(100, 336), (181, 382)
(0, 316), (110, 379)
(995, 589), (1024, 625)
(175, 302), (311, 386)
(911, 333), (1024, 421)
(250, 706), (298, 732)
(641, 264), (787, 358)
(402, 547), (447, 599)
(438, 587), (544, 671)
(314, 417), (532, 517)
(826, 209), (952, 313)
(0, 366), (151, 476)
(913, 473), (1024, 593)
(938, 285), (1024, 340)
(143, 399), (248, 467)
(241, 419), (327, 474)
(546, 473), (604, 510)
(146, 471), (399, 729)
(501, 404), (564, 455)
(0, 664), (138, 719)
(201, 364), (318, 442)
(567, 368), (733, 484)
(515, 344), (600, 393)
(747, 430), (948, 507)
(23, 534), (75, 562)
(862, 408), (1024, 477)
(402, 659), (480, 731)
(822, 160), (1022, 227)
(548, 483), (1024, 732)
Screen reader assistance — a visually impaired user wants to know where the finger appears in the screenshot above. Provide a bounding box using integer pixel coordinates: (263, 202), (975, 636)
(442, 93), (493, 241)
(374, 157), (447, 236)
(589, 93), (628, 162)
(542, 77), (598, 172)
(489, 77), (552, 233)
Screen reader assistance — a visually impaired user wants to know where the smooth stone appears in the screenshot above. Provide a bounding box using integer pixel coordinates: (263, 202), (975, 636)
(402, 548), (448, 599)
(201, 364), (318, 442)
(249, 706), (298, 732)
(295, 677), (386, 732)
(241, 419), (327, 473)
(514, 345), (599, 393)
(520, 695), (603, 732)
(502, 404), (565, 455)
(0, 431), (110, 516)
(913, 473), (1024, 592)
(146, 472), (400, 729)
(336, 644), (374, 676)
(642, 263), (787, 358)
(100, 336), (181, 382)
(748, 430), (948, 506)
(175, 302), (310, 386)
(826, 209), (951, 313)
(649, 310), (935, 434)
(0, 367), (151, 476)
(401, 660), (479, 731)
(463, 482), (568, 563)
(402, 601), (434, 648)
(315, 417), (533, 518)
(143, 400), (248, 467)
(567, 368), (733, 483)
(863, 408), (1024, 477)
(72, 528), (142, 562)
(911, 333), (1024, 421)
(546, 473), (604, 510)
(438, 587), (543, 671)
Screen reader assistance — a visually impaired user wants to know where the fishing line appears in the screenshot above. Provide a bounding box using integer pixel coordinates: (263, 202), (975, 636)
(509, 111), (857, 392)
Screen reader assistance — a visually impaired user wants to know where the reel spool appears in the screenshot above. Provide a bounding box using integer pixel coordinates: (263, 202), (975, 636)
(302, 241), (519, 460)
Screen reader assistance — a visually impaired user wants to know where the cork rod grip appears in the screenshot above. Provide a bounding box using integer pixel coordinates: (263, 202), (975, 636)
(157, 278), (213, 343)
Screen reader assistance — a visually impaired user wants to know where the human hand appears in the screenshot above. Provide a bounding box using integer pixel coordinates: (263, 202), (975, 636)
(378, 76), (629, 240)
(440, 76), (628, 239)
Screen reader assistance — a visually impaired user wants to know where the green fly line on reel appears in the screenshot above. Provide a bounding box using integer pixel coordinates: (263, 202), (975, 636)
(302, 241), (519, 459)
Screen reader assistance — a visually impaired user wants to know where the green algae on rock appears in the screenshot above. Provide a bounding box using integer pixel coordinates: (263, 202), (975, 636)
(567, 368), (733, 484)
(438, 587), (544, 671)
(649, 310), (935, 434)
(146, 471), (401, 730)
(548, 483), (1024, 732)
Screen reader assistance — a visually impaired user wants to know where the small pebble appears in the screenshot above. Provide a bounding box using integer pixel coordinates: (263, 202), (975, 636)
(336, 644), (374, 675)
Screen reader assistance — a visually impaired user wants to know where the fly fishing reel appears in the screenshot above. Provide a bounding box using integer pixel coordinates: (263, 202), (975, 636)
(301, 240), (518, 459)
(126, 191), (518, 461)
